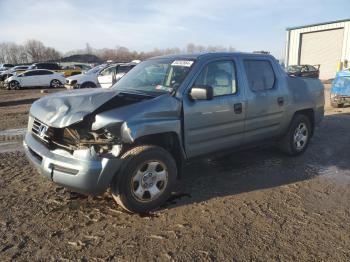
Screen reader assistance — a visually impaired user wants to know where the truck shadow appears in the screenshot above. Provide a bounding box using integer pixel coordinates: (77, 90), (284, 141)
(161, 111), (350, 210)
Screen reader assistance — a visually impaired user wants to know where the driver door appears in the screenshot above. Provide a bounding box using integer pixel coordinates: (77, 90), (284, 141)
(183, 59), (246, 158)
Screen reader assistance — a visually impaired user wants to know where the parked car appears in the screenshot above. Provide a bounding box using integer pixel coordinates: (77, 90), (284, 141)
(0, 66), (30, 88)
(4, 69), (65, 90)
(0, 64), (14, 72)
(0, 65), (29, 77)
(330, 70), (350, 108)
(65, 65), (106, 89)
(23, 52), (324, 213)
(98, 62), (138, 88)
(62, 64), (92, 72)
(286, 64), (320, 78)
(29, 62), (82, 77)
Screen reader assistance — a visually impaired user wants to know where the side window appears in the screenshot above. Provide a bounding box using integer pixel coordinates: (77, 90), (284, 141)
(195, 61), (237, 96)
(117, 66), (129, 74)
(40, 70), (53, 75)
(34, 71), (45, 75)
(244, 60), (275, 91)
(100, 67), (115, 76)
(24, 71), (36, 76)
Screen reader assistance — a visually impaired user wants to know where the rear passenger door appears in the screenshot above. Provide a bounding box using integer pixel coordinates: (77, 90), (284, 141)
(242, 58), (287, 142)
(38, 70), (54, 86)
(183, 59), (246, 158)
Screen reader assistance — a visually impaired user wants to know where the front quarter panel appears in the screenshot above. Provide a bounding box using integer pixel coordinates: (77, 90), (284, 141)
(92, 94), (183, 144)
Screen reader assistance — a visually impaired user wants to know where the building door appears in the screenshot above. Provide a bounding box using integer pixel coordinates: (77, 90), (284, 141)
(299, 28), (344, 79)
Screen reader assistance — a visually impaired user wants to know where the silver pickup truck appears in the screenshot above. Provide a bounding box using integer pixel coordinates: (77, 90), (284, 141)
(23, 52), (324, 213)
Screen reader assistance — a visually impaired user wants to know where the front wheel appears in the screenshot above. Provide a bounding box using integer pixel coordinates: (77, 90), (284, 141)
(111, 145), (177, 213)
(9, 80), (20, 90)
(279, 114), (311, 156)
(50, 79), (62, 88)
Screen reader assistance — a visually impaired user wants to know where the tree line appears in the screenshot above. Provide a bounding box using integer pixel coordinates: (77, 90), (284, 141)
(0, 40), (61, 64)
(0, 39), (236, 64)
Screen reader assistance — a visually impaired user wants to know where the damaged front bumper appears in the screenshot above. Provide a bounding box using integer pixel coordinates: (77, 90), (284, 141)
(23, 132), (122, 195)
(64, 83), (79, 89)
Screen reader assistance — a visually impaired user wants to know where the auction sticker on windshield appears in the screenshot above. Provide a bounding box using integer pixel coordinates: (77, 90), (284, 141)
(171, 60), (194, 67)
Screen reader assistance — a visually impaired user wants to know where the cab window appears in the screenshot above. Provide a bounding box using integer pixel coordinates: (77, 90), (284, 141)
(244, 60), (275, 91)
(195, 61), (237, 96)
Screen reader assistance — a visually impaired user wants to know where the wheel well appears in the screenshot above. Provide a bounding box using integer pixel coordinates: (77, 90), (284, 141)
(82, 81), (96, 88)
(294, 109), (315, 136)
(128, 132), (185, 178)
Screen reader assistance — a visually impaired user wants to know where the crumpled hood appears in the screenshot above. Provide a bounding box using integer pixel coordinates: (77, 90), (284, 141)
(30, 88), (120, 128)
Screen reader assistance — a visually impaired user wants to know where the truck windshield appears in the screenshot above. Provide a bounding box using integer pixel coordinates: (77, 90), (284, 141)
(112, 58), (194, 95)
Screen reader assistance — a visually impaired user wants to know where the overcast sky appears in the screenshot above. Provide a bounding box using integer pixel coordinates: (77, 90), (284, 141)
(0, 0), (349, 59)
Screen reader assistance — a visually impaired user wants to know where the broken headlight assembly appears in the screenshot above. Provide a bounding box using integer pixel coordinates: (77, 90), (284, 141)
(52, 126), (122, 157)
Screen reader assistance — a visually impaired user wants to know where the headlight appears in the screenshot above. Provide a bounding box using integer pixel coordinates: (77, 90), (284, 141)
(53, 127), (122, 157)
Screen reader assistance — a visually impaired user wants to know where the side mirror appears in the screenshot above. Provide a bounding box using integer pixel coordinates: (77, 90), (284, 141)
(189, 85), (213, 100)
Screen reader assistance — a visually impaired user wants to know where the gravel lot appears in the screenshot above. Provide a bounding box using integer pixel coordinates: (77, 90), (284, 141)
(0, 86), (349, 261)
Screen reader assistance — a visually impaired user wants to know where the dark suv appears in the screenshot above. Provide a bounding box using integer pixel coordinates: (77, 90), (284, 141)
(29, 63), (61, 70)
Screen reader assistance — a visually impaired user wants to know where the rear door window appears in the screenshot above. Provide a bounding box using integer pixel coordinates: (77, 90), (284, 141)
(23, 71), (36, 76)
(244, 60), (275, 91)
(40, 70), (53, 75)
(117, 66), (129, 74)
(100, 66), (116, 76)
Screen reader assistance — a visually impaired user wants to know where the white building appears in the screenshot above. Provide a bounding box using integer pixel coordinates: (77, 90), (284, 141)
(285, 19), (350, 79)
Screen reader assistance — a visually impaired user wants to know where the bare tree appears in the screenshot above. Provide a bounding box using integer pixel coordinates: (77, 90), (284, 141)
(0, 39), (237, 64)
(25, 39), (46, 62)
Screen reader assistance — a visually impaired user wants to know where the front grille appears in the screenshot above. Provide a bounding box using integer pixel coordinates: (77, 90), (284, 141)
(31, 118), (53, 145)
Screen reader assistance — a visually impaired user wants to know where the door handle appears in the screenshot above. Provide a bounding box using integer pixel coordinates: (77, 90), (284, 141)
(234, 103), (243, 114)
(277, 97), (284, 106)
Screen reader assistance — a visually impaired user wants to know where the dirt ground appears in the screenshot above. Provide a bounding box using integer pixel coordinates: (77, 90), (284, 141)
(0, 86), (350, 261)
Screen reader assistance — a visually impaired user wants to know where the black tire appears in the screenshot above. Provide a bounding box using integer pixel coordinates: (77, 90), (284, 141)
(279, 114), (312, 156)
(80, 82), (97, 89)
(111, 145), (177, 213)
(9, 80), (20, 90)
(50, 79), (61, 88)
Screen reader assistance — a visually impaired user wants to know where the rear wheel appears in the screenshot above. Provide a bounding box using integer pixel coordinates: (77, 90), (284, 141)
(111, 145), (177, 213)
(50, 79), (61, 88)
(279, 114), (311, 156)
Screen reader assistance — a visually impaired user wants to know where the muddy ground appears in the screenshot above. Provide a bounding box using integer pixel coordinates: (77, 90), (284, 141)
(0, 86), (350, 261)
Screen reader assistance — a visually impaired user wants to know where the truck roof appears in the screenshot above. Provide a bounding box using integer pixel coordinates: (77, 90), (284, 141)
(149, 52), (274, 61)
